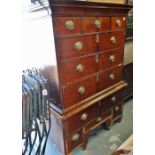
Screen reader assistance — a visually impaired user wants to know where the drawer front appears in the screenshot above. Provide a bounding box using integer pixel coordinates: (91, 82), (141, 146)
(82, 17), (110, 33)
(101, 89), (124, 113)
(56, 35), (97, 60)
(99, 31), (125, 51)
(99, 48), (124, 70)
(54, 17), (82, 36)
(100, 65), (123, 90)
(111, 16), (126, 30)
(67, 102), (101, 134)
(84, 110), (112, 133)
(113, 103), (123, 119)
(68, 129), (83, 152)
(63, 74), (99, 109)
(59, 55), (98, 85)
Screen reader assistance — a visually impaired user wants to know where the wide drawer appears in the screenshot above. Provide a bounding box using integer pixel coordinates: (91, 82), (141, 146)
(83, 110), (112, 134)
(54, 16), (110, 36)
(59, 55), (98, 85)
(68, 129), (83, 152)
(63, 73), (99, 109)
(101, 89), (124, 113)
(56, 34), (97, 60)
(67, 102), (101, 134)
(99, 65), (123, 90)
(99, 31), (125, 51)
(99, 48), (124, 70)
(111, 16), (126, 30)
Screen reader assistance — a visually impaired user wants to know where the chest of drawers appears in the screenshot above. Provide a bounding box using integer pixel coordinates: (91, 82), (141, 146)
(40, 1), (132, 154)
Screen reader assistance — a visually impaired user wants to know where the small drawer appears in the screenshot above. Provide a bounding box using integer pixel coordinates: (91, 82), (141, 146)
(53, 17), (82, 36)
(111, 16), (126, 30)
(82, 17), (110, 33)
(67, 102), (101, 134)
(99, 48), (124, 70)
(59, 55), (98, 85)
(68, 129), (83, 152)
(56, 35), (97, 60)
(113, 103), (123, 119)
(99, 31), (125, 51)
(63, 74), (99, 109)
(101, 90), (124, 113)
(83, 110), (112, 134)
(99, 65), (123, 90)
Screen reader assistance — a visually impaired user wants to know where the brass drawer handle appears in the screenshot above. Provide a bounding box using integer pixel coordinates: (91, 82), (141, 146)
(74, 41), (83, 51)
(65, 20), (75, 30)
(72, 133), (80, 141)
(95, 20), (101, 29)
(80, 113), (88, 121)
(96, 117), (102, 122)
(115, 106), (119, 111)
(109, 55), (115, 63)
(111, 96), (116, 102)
(110, 36), (117, 44)
(109, 73), (115, 80)
(115, 19), (122, 27)
(78, 86), (85, 95)
(76, 64), (84, 72)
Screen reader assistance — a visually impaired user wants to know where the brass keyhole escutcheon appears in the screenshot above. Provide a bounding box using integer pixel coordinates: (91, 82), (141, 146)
(96, 117), (102, 122)
(65, 20), (75, 30)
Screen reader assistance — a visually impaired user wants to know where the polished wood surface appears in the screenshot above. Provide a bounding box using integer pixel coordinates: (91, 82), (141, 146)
(43, 1), (132, 154)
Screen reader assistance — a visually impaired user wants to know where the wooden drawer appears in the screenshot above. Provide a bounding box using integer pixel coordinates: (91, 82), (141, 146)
(68, 129), (83, 152)
(59, 55), (98, 85)
(99, 48), (124, 70)
(67, 102), (101, 134)
(56, 34), (97, 61)
(99, 65), (123, 90)
(53, 17), (82, 36)
(83, 110), (112, 134)
(54, 16), (110, 37)
(111, 16), (126, 30)
(99, 31), (125, 51)
(101, 89), (124, 113)
(113, 103), (123, 119)
(63, 74), (99, 109)
(82, 17), (110, 33)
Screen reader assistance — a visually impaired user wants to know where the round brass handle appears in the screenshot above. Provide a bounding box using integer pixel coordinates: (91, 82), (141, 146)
(95, 20), (101, 29)
(115, 19), (122, 27)
(74, 41), (83, 51)
(109, 73), (115, 80)
(96, 117), (102, 122)
(111, 96), (116, 102)
(72, 133), (80, 141)
(78, 86), (85, 95)
(109, 55), (115, 63)
(80, 113), (88, 121)
(115, 106), (119, 111)
(76, 64), (84, 72)
(110, 36), (117, 44)
(65, 20), (75, 30)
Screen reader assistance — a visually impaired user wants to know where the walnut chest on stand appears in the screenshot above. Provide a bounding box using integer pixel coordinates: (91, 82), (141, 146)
(41, 1), (132, 155)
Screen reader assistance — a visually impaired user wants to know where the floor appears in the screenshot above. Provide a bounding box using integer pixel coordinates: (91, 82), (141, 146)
(45, 98), (133, 155)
